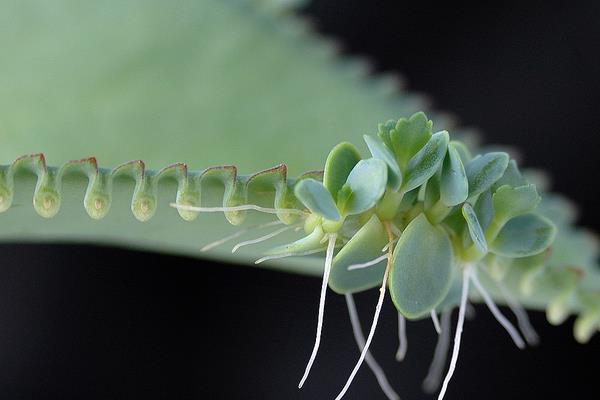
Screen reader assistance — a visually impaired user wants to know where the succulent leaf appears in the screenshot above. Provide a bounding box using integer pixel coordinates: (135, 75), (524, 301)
(389, 214), (453, 319)
(465, 152), (509, 198)
(329, 215), (388, 294)
(294, 178), (340, 221)
(490, 213), (556, 257)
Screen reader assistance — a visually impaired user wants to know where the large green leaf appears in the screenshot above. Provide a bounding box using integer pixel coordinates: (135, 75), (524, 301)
(389, 214), (454, 319)
(328, 215), (388, 294)
(0, 0), (450, 276)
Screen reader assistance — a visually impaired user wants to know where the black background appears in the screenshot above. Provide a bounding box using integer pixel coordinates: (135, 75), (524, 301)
(1, 1), (599, 399)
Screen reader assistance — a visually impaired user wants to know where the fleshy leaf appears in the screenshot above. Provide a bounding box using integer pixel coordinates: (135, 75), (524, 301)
(377, 119), (397, 150)
(342, 158), (388, 215)
(294, 178), (340, 221)
(492, 184), (541, 223)
(474, 190), (494, 231)
(402, 131), (449, 193)
(323, 142), (362, 202)
(363, 134), (402, 191)
(424, 172), (440, 211)
(390, 112), (433, 167)
(440, 142), (468, 206)
(490, 213), (556, 257)
(462, 202), (488, 253)
(450, 140), (472, 164)
(465, 152), (509, 198)
(492, 160), (527, 191)
(329, 215), (389, 294)
(389, 214), (454, 319)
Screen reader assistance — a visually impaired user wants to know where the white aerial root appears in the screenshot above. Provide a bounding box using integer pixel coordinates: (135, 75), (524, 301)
(395, 313), (408, 361)
(470, 269), (526, 349)
(437, 266), (471, 400)
(348, 254), (388, 271)
(298, 234), (337, 388)
(431, 310), (442, 335)
(254, 248), (324, 264)
(495, 279), (539, 345)
(334, 231), (393, 400)
(423, 310), (452, 393)
(345, 294), (400, 400)
(231, 224), (298, 253)
(170, 202), (306, 216)
(200, 220), (283, 252)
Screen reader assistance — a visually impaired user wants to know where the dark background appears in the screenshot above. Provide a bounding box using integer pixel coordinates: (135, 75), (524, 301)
(1, 1), (599, 399)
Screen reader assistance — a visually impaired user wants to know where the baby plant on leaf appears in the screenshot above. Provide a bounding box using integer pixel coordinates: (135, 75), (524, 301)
(229, 112), (557, 400)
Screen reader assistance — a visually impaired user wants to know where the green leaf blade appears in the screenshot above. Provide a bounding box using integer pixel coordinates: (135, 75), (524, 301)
(329, 215), (388, 294)
(343, 158), (388, 216)
(466, 152), (509, 198)
(492, 184), (541, 223)
(490, 213), (557, 257)
(389, 214), (454, 319)
(440, 142), (468, 206)
(323, 142), (362, 202)
(294, 178), (340, 221)
(402, 130), (449, 193)
(390, 112), (433, 167)
(462, 202), (488, 253)
(363, 134), (402, 191)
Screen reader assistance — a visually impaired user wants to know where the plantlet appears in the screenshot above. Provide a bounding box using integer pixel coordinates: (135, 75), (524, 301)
(166, 111), (588, 400)
(1, 1), (599, 399)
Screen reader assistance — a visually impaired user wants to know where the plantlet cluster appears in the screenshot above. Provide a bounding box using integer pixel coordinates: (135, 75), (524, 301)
(2, 112), (599, 399)
(169, 112), (598, 399)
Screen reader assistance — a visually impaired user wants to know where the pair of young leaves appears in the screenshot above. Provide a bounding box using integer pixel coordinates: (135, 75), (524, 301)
(279, 112), (556, 319)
